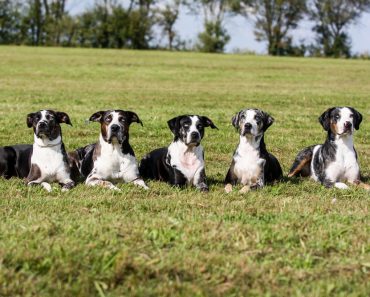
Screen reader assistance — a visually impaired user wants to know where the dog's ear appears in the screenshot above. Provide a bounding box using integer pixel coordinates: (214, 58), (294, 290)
(89, 111), (105, 122)
(56, 112), (72, 126)
(200, 116), (218, 129)
(262, 112), (274, 131)
(125, 111), (143, 126)
(231, 112), (241, 129)
(167, 116), (182, 136)
(26, 113), (35, 128)
(348, 107), (362, 130)
(319, 107), (335, 131)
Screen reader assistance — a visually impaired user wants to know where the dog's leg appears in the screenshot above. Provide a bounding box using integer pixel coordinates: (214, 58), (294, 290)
(132, 178), (149, 190)
(224, 163), (238, 193)
(239, 185), (250, 193)
(193, 167), (209, 192)
(26, 164), (52, 192)
(86, 175), (120, 191)
(288, 146), (314, 177)
(349, 180), (370, 191)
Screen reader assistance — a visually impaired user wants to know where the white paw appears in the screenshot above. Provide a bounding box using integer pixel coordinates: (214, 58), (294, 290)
(334, 182), (349, 190)
(239, 185), (250, 194)
(41, 182), (52, 192)
(225, 184), (233, 193)
(133, 179), (149, 190)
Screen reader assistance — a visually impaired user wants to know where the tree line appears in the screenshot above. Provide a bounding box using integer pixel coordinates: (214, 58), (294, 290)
(1, 0), (369, 57)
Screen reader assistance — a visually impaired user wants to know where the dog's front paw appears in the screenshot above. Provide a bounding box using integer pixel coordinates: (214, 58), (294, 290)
(197, 183), (209, 192)
(225, 184), (233, 193)
(239, 185), (250, 193)
(334, 182), (349, 190)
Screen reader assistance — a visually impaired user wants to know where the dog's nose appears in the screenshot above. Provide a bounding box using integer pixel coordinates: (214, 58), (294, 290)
(244, 123), (252, 130)
(38, 121), (47, 128)
(190, 131), (199, 139)
(344, 121), (352, 129)
(111, 124), (120, 132)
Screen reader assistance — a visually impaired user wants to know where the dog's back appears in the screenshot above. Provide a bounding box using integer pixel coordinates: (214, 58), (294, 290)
(139, 147), (169, 181)
(0, 144), (32, 179)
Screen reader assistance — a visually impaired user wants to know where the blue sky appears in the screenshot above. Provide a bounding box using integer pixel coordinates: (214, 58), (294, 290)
(66, 0), (370, 54)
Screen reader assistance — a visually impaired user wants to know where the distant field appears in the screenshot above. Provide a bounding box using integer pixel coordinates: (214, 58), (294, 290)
(0, 46), (369, 296)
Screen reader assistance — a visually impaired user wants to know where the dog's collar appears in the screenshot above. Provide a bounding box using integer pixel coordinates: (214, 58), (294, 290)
(35, 141), (62, 148)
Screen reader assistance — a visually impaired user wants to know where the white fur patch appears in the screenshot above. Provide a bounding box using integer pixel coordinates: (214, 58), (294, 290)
(167, 140), (204, 185)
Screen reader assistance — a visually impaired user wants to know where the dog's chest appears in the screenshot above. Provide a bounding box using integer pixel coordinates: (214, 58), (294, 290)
(94, 145), (136, 179)
(32, 145), (66, 176)
(327, 143), (359, 179)
(233, 144), (262, 183)
(169, 144), (203, 181)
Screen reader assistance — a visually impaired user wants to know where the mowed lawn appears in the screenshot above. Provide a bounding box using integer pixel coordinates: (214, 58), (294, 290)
(0, 46), (369, 296)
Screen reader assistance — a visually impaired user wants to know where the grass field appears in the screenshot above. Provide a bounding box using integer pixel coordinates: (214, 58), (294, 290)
(0, 46), (369, 297)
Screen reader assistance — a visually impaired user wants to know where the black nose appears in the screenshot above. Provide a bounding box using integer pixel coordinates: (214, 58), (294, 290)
(111, 124), (120, 132)
(38, 121), (47, 128)
(190, 131), (199, 139)
(344, 121), (352, 129)
(245, 123), (252, 130)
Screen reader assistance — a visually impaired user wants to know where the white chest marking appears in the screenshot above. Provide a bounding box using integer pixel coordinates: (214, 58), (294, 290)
(31, 135), (67, 182)
(168, 141), (204, 183)
(233, 136), (264, 185)
(93, 135), (139, 182)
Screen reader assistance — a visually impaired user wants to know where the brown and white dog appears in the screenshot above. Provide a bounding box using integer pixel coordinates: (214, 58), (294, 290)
(69, 110), (148, 190)
(288, 107), (369, 190)
(13, 110), (74, 192)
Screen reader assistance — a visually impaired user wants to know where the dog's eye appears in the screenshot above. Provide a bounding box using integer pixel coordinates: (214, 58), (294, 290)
(334, 115), (340, 120)
(240, 115), (245, 120)
(106, 117), (112, 122)
(255, 116), (261, 122)
(183, 124), (190, 128)
(349, 114), (353, 118)
(197, 124), (203, 129)
(119, 117), (125, 122)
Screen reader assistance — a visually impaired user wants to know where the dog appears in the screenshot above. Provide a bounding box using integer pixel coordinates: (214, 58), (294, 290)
(68, 110), (148, 190)
(139, 115), (218, 191)
(0, 144), (32, 179)
(1, 110), (75, 192)
(224, 108), (282, 193)
(288, 107), (369, 190)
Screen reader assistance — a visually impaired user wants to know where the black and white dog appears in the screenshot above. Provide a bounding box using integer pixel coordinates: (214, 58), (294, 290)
(139, 115), (218, 191)
(288, 107), (369, 190)
(68, 110), (148, 190)
(224, 109), (282, 193)
(26, 110), (75, 192)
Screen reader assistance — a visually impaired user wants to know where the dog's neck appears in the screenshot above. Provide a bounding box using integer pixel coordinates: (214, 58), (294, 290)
(99, 134), (132, 155)
(239, 134), (264, 152)
(327, 131), (354, 150)
(169, 140), (202, 155)
(34, 134), (62, 148)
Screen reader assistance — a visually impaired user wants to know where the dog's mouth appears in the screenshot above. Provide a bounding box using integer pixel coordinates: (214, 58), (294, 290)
(108, 133), (126, 144)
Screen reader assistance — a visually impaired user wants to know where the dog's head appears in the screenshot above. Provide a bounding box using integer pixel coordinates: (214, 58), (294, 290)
(27, 110), (72, 140)
(89, 110), (142, 144)
(232, 109), (274, 137)
(167, 115), (218, 146)
(319, 107), (362, 136)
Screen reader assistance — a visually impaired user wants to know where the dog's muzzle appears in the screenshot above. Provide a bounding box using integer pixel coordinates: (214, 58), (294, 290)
(108, 125), (125, 144)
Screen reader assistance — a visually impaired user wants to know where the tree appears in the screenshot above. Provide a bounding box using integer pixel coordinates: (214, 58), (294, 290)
(309, 0), (370, 58)
(187, 0), (233, 53)
(156, 0), (181, 50)
(0, 0), (23, 44)
(236, 0), (307, 56)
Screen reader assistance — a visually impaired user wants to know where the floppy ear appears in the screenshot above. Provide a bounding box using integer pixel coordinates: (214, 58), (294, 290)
(125, 111), (143, 126)
(167, 116), (182, 136)
(26, 113), (35, 128)
(56, 112), (72, 126)
(348, 107), (362, 130)
(319, 107), (334, 131)
(200, 116), (218, 129)
(263, 112), (274, 131)
(89, 111), (105, 122)
(231, 112), (240, 129)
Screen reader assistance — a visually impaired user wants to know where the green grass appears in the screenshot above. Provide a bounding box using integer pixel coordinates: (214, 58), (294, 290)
(0, 46), (369, 297)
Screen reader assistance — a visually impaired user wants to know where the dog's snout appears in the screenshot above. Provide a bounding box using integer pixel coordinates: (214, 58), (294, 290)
(111, 124), (120, 132)
(38, 121), (47, 128)
(344, 121), (352, 129)
(244, 123), (252, 130)
(190, 131), (199, 139)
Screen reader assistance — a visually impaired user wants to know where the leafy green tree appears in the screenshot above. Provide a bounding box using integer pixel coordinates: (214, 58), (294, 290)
(156, 0), (181, 50)
(0, 0), (23, 44)
(309, 0), (370, 58)
(236, 0), (307, 56)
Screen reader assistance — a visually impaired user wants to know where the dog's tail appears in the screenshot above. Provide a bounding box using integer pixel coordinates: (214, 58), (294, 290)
(288, 145), (315, 178)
